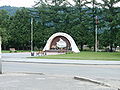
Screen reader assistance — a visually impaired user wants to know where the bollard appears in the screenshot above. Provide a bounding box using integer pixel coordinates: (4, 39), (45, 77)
(0, 36), (2, 74)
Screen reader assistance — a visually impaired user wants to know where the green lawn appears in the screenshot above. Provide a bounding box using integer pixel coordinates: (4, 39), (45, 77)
(34, 52), (120, 61)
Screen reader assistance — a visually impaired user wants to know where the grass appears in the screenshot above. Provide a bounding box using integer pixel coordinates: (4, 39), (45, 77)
(34, 51), (120, 61)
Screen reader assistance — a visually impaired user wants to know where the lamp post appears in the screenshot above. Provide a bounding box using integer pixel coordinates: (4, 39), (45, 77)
(0, 36), (2, 74)
(31, 17), (34, 56)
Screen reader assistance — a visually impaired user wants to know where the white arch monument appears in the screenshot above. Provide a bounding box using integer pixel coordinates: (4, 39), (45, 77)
(43, 32), (80, 53)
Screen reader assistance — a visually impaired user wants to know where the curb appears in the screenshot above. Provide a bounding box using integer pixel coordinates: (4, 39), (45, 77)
(74, 76), (120, 90)
(74, 76), (110, 87)
(2, 72), (44, 75)
(2, 60), (120, 65)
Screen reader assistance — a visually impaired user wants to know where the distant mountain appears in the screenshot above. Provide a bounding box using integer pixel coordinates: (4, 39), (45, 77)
(0, 6), (21, 16)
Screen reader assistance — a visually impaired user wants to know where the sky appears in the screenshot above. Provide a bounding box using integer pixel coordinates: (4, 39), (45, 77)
(0, 0), (120, 7)
(0, 0), (36, 7)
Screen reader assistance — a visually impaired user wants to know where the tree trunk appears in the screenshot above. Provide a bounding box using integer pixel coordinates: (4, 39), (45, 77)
(80, 43), (83, 51)
(110, 44), (113, 52)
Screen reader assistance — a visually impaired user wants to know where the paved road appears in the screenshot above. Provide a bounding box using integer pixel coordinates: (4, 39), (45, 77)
(2, 62), (120, 78)
(2, 62), (120, 90)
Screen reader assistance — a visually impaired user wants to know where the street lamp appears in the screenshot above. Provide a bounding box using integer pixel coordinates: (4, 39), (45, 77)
(31, 17), (34, 56)
(0, 36), (2, 74)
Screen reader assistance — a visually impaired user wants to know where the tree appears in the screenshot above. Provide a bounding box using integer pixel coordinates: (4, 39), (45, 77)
(116, 30), (120, 46)
(0, 10), (9, 28)
(34, 0), (96, 51)
(8, 8), (31, 50)
(99, 0), (120, 51)
(0, 28), (9, 49)
(0, 10), (10, 49)
(70, 0), (94, 50)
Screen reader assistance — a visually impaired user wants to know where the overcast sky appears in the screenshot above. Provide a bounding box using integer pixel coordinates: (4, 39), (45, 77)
(0, 0), (120, 7)
(0, 0), (36, 7)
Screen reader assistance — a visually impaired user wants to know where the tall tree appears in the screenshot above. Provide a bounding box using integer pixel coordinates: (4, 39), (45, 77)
(0, 10), (10, 49)
(0, 28), (9, 49)
(70, 0), (93, 50)
(99, 0), (120, 51)
(0, 10), (9, 28)
(8, 8), (31, 50)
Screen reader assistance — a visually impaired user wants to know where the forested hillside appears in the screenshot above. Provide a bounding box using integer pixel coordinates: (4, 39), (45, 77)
(0, 6), (20, 15)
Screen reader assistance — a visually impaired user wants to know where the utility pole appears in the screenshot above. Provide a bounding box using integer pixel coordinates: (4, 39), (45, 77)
(95, 16), (98, 52)
(0, 36), (2, 74)
(92, 0), (96, 52)
(31, 17), (34, 56)
(92, 0), (98, 52)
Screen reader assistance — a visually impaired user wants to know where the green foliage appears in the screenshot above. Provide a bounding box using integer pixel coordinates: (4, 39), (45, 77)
(0, 10), (10, 47)
(0, 10), (9, 28)
(0, 28), (9, 44)
(0, 0), (120, 51)
(8, 8), (31, 50)
(116, 30), (120, 46)
(98, 0), (120, 51)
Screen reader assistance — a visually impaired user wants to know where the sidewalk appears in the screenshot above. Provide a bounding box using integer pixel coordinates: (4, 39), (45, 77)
(1, 52), (120, 65)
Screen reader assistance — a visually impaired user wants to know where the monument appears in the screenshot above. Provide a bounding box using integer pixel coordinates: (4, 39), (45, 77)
(56, 38), (67, 48)
(0, 36), (2, 74)
(43, 32), (80, 53)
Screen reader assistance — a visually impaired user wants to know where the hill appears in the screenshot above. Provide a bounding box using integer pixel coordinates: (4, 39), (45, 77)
(0, 6), (20, 15)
